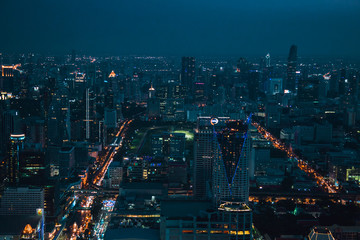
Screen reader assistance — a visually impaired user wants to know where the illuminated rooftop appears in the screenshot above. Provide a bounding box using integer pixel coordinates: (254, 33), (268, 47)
(218, 201), (251, 212)
(109, 70), (116, 78)
(10, 134), (25, 141)
(308, 227), (335, 240)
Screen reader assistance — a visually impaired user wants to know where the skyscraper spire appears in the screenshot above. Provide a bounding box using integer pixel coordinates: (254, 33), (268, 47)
(265, 53), (271, 67)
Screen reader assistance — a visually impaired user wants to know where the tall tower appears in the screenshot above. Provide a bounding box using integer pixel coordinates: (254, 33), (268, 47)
(149, 83), (156, 99)
(86, 88), (90, 140)
(338, 68), (346, 96)
(47, 83), (71, 146)
(193, 117), (229, 199)
(6, 134), (25, 184)
(181, 57), (196, 92)
(265, 53), (271, 67)
(1, 65), (15, 92)
(0, 110), (21, 155)
(212, 121), (250, 205)
(286, 45), (297, 92)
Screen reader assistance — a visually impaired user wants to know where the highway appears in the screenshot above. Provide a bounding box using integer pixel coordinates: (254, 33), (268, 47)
(51, 119), (132, 240)
(252, 122), (339, 194)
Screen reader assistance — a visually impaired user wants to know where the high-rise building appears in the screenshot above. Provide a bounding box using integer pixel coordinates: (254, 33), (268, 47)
(1, 65), (15, 92)
(46, 84), (71, 146)
(0, 110), (21, 155)
(248, 71), (260, 101)
(6, 134), (25, 184)
(19, 150), (45, 185)
(339, 68), (346, 96)
(149, 83), (156, 99)
(267, 78), (283, 95)
(193, 117), (229, 199)
(265, 53), (271, 67)
(150, 132), (186, 158)
(161, 200), (253, 240)
(181, 57), (196, 92)
(58, 146), (75, 178)
(0, 187), (44, 215)
(298, 75), (320, 102)
(147, 84), (160, 118)
(104, 108), (117, 129)
(106, 161), (123, 189)
(286, 45), (297, 92)
(85, 88), (96, 140)
(212, 121), (250, 204)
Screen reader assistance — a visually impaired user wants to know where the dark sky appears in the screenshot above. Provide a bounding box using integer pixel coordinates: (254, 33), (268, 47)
(1, 0), (360, 56)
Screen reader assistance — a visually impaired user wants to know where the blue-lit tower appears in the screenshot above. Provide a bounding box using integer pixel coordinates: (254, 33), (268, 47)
(212, 120), (250, 205)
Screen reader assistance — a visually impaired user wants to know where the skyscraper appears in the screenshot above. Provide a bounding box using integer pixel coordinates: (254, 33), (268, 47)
(212, 121), (250, 204)
(6, 134), (25, 184)
(338, 68), (346, 96)
(286, 45), (298, 92)
(193, 117), (229, 199)
(0, 110), (21, 155)
(0, 187), (44, 215)
(1, 65), (15, 92)
(181, 57), (196, 92)
(265, 53), (271, 67)
(85, 88), (96, 141)
(46, 83), (71, 146)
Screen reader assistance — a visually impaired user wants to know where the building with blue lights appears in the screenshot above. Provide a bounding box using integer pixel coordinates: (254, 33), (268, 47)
(212, 121), (250, 205)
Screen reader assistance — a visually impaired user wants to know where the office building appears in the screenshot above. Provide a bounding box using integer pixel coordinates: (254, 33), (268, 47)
(212, 121), (250, 204)
(268, 78), (283, 95)
(265, 53), (271, 67)
(286, 45), (297, 92)
(105, 108), (117, 129)
(19, 150), (45, 185)
(181, 57), (196, 92)
(0, 187), (44, 215)
(151, 132), (186, 158)
(58, 146), (75, 178)
(6, 134), (25, 184)
(1, 65), (15, 92)
(107, 161), (123, 189)
(0, 110), (21, 155)
(161, 200), (253, 240)
(193, 116), (229, 199)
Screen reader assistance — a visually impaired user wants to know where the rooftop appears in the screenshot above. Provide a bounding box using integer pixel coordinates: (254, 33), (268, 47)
(308, 227), (335, 240)
(218, 201), (251, 212)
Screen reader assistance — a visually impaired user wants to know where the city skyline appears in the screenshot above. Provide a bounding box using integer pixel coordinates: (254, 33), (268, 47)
(1, 1), (360, 239)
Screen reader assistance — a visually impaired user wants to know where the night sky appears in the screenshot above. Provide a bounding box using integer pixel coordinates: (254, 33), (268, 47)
(1, 0), (360, 56)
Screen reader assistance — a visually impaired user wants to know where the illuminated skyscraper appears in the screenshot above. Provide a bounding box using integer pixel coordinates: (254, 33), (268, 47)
(149, 83), (156, 99)
(47, 83), (71, 146)
(212, 121), (250, 204)
(193, 116), (229, 199)
(6, 134), (25, 184)
(1, 65), (15, 92)
(286, 45), (297, 92)
(181, 57), (196, 92)
(82, 88), (98, 142)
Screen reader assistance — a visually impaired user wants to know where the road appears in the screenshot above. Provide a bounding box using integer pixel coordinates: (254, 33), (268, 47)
(51, 120), (132, 240)
(252, 122), (339, 194)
